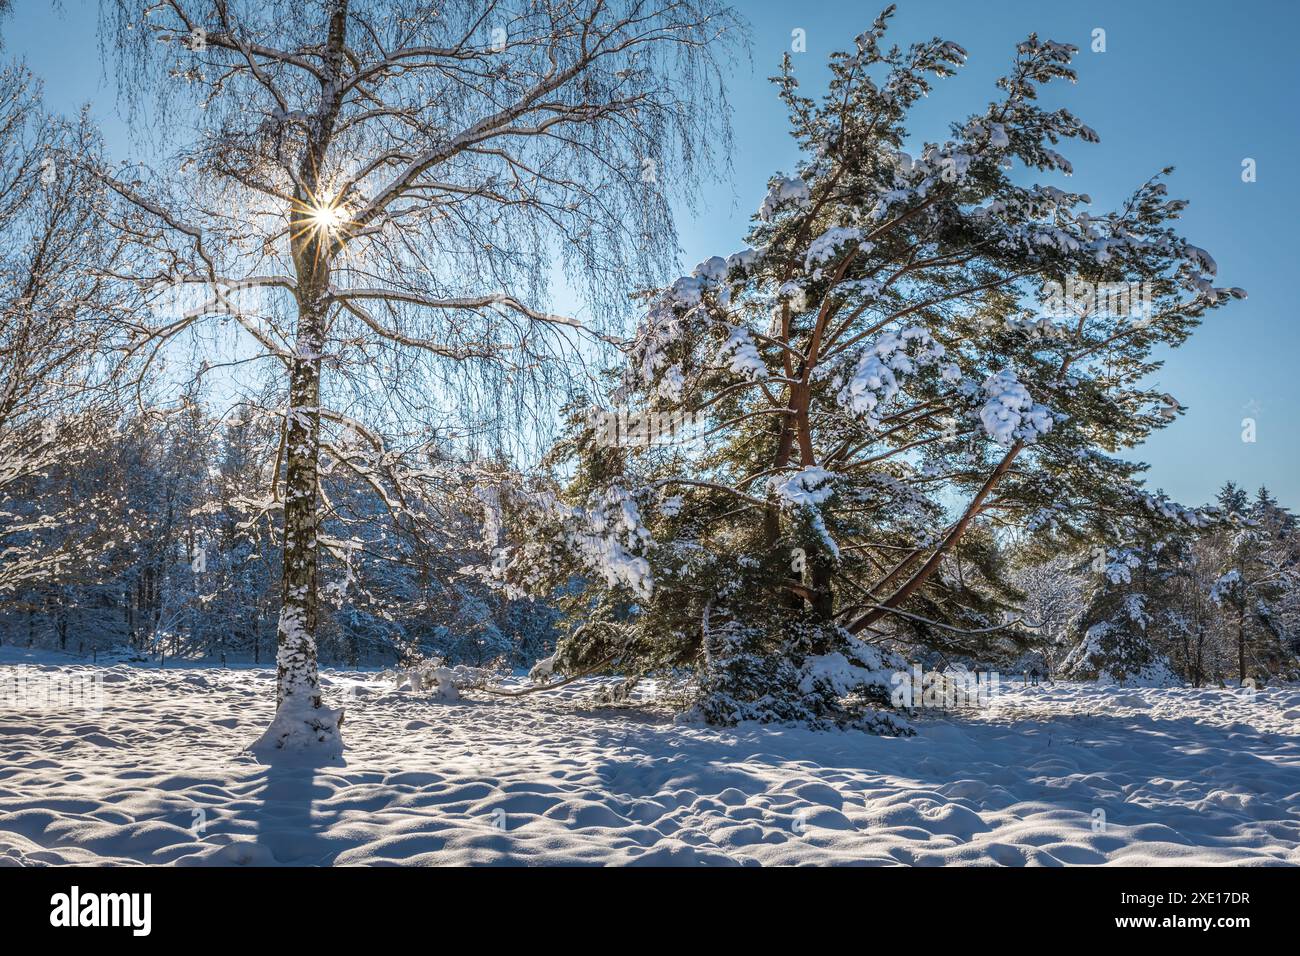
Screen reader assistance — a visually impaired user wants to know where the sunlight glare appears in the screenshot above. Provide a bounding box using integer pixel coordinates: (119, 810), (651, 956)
(307, 201), (347, 233)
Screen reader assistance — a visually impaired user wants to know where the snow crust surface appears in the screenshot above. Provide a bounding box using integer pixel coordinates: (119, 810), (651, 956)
(1, 647), (1297, 866)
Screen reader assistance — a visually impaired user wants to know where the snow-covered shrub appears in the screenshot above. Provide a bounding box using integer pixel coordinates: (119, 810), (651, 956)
(389, 659), (503, 702)
(688, 617), (912, 733)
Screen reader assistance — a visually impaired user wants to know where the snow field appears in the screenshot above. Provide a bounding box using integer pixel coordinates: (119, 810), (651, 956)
(1, 649), (1297, 866)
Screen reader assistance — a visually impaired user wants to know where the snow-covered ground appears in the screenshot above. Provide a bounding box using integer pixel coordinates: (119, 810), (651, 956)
(2, 647), (1298, 866)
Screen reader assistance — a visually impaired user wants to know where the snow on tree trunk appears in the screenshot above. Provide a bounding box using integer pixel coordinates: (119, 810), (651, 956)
(251, 298), (342, 757)
(250, 0), (349, 756)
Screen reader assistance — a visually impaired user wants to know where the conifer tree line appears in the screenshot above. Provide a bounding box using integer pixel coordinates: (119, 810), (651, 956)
(1, 4), (1296, 750)
(1047, 483), (1300, 688)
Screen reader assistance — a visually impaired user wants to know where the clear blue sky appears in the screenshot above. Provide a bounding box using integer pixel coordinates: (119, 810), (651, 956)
(6, 0), (1298, 509)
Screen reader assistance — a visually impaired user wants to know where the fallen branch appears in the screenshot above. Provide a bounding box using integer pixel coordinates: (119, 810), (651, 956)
(470, 649), (622, 699)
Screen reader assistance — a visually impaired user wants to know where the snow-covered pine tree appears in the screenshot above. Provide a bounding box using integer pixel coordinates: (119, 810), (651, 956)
(1060, 539), (1184, 686)
(485, 9), (1244, 727)
(1208, 485), (1298, 683)
(91, 0), (742, 755)
(1251, 488), (1300, 663)
(1216, 481), (1249, 517)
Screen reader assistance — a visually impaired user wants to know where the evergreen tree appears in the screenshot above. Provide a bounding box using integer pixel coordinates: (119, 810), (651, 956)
(486, 11), (1243, 727)
(1216, 481), (1248, 517)
(1060, 540), (1182, 686)
(1209, 487), (1298, 683)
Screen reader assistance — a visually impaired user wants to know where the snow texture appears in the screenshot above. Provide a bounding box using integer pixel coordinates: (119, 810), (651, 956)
(759, 176), (811, 222)
(2, 646), (1298, 866)
(718, 325), (766, 380)
(804, 226), (867, 271)
(770, 466), (836, 508)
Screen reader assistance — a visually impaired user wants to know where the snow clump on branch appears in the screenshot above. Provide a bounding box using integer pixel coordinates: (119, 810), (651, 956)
(979, 368), (1055, 446)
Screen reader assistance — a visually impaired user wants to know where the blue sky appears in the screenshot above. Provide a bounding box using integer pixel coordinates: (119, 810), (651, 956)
(6, 0), (1298, 509)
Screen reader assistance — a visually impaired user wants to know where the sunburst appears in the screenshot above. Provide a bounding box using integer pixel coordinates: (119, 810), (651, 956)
(306, 202), (346, 233)
(290, 187), (351, 256)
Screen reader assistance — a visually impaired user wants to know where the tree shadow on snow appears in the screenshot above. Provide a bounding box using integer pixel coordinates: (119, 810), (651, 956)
(244, 757), (349, 865)
(576, 704), (1298, 860)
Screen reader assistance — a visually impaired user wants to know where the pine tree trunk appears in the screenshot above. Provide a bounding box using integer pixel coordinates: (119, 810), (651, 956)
(808, 551), (835, 624)
(848, 441), (1024, 634)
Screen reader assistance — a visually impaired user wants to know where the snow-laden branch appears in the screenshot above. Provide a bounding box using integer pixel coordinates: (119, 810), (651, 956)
(330, 286), (626, 348)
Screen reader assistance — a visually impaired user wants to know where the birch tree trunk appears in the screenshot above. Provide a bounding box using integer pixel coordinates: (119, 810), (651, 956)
(256, 147), (342, 747)
(252, 289), (343, 756)
(279, 321), (322, 713)
(252, 2), (349, 756)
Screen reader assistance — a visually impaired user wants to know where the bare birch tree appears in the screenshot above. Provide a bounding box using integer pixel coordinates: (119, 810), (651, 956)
(92, 0), (741, 754)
